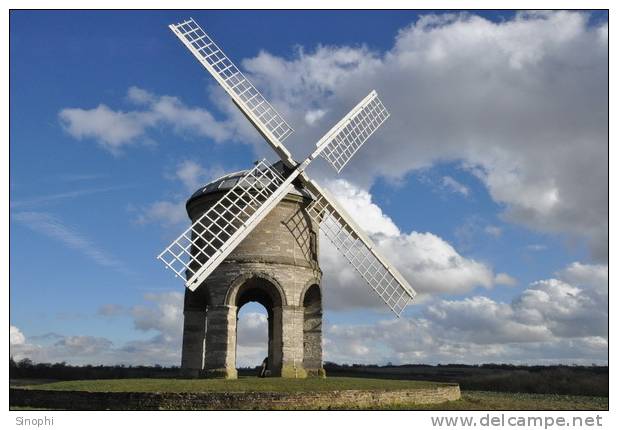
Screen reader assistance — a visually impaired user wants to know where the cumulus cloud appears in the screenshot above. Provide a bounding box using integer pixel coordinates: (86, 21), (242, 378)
(60, 12), (607, 260)
(11, 292), (185, 366)
(320, 179), (496, 310)
(58, 12), (607, 260)
(10, 327), (117, 365)
(325, 261), (608, 365)
(54, 336), (113, 356)
(558, 261), (608, 289)
(10, 325), (25, 346)
(59, 104), (148, 154)
(324, 179), (400, 236)
(131, 292), (184, 337)
(238, 11), (607, 261)
(59, 87), (232, 154)
(10, 261), (606, 366)
(513, 262), (608, 339)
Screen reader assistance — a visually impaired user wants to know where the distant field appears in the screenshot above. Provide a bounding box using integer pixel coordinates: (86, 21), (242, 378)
(377, 391), (608, 411)
(325, 365), (609, 397)
(19, 377), (444, 393)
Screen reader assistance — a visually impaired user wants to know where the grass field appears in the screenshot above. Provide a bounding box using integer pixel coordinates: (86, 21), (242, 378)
(12, 377), (608, 410)
(20, 376), (444, 393)
(375, 391), (608, 410)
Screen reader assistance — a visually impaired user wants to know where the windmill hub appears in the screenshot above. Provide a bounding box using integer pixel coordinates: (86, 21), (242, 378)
(181, 168), (323, 378)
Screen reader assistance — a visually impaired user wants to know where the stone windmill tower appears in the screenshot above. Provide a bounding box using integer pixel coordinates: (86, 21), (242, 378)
(158, 18), (417, 379)
(180, 165), (323, 378)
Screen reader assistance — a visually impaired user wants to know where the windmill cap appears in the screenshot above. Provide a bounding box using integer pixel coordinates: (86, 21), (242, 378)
(186, 161), (311, 207)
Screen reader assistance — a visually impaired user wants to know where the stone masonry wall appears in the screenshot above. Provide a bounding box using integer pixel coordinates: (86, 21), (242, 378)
(182, 189), (323, 378)
(10, 385), (461, 410)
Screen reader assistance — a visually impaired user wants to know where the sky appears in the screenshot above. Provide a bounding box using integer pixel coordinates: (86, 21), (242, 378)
(9, 10), (608, 367)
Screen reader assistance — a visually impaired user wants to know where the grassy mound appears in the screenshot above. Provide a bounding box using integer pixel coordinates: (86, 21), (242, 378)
(22, 376), (447, 393)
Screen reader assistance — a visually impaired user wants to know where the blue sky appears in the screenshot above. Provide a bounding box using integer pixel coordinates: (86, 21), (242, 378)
(10, 10), (608, 366)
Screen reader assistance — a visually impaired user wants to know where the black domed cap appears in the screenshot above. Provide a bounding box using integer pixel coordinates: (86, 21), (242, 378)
(186, 160), (311, 207)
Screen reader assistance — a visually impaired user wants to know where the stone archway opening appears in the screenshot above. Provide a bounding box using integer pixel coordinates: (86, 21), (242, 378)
(236, 302), (269, 373)
(302, 284), (323, 376)
(232, 276), (285, 376)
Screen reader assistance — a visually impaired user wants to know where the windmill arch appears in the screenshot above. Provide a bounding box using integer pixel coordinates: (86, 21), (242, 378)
(227, 273), (286, 375)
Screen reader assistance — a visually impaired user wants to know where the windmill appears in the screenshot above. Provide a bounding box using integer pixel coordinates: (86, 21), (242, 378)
(157, 18), (417, 377)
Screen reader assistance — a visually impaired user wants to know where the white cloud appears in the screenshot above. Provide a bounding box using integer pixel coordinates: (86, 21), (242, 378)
(10, 326), (25, 346)
(426, 296), (552, 344)
(10, 327), (117, 365)
(136, 160), (228, 228)
(115, 291), (185, 366)
(320, 179), (495, 310)
(127, 86), (155, 105)
(304, 109), (327, 125)
(59, 104), (149, 154)
(175, 160), (207, 191)
(324, 179), (400, 237)
(12, 211), (129, 273)
(513, 262), (608, 339)
(325, 261), (607, 365)
(441, 176), (469, 196)
(236, 311), (269, 367)
(131, 292), (184, 338)
(58, 12), (607, 261)
(494, 272), (517, 286)
(10, 292), (272, 367)
(59, 87), (232, 154)
(135, 200), (187, 227)
(10, 292), (185, 366)
(9, 262), (606, 366)
(54, 336), (113, 356)
(236, 11), (607, 261)
(173, 160), (227, 191)
(379, 232), (494, 295)
(558, 261), (608, 289)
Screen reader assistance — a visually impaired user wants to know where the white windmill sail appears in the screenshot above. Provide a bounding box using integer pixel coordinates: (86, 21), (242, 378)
(169, 18), (297, 168)
(316, 90), (390, 173)
(162, 17), (416, 316)
(158, 160), (293, 290)
(303, 178), (416, 316)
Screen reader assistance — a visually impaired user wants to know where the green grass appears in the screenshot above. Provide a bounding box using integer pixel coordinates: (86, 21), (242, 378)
(361, 391), (608, 411)
(20, 376), (446, 393)
(14, 378), (607, 410)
